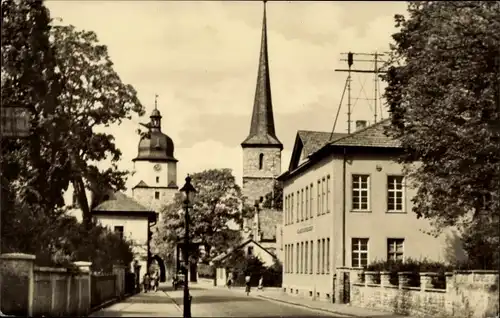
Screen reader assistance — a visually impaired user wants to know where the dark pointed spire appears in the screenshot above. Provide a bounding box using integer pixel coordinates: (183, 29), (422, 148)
(241, 1), (283, 150)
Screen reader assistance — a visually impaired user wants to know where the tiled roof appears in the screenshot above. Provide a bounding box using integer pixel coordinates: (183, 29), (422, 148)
(211, 238), (275, 263)
(92, 192), (152, 213)
(298, 131), (347, 157)
(132, 180), (149, 189)
(330, 119), (400, 148)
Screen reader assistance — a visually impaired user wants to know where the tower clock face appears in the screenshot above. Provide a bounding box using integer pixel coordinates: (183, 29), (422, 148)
(153, 164), (161, 172)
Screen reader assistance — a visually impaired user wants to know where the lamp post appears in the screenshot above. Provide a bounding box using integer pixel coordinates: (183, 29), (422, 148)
(180, 175), (196, 318)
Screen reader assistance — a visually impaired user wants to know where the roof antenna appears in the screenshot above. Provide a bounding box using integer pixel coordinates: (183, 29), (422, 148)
(154, 94), (159, 110)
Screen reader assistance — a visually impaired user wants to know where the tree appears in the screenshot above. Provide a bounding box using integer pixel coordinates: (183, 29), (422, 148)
(383, 2), (500, 264)
(154, 169), (244, 264)
(50, 23), (144, 224)
(262, 181), (283, 210)
(1, 0), (143, 265)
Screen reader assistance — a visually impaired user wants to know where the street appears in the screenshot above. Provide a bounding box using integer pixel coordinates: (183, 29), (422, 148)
(92, 285), (351, 317)
(170, 286), (344, 317)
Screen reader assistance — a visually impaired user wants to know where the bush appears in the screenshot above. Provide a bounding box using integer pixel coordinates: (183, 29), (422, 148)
(262, 259), (282, 287)
(198, 263), (215, 279)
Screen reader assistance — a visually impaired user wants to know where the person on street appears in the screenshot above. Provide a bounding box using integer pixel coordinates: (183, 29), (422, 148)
(143, 273), (150, 293)
(226, 273), (232, 289)
(258, 276), (263, 291)
(245, 273), (251, 296)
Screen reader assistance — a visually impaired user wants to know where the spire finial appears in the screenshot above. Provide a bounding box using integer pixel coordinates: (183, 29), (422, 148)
(154, 94), (159, 110)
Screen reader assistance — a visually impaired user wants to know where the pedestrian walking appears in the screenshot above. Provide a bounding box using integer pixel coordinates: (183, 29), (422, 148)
(245, 273), (251, 296)
(143, 273), (151, 293)
(258, 276), (263, 291)
(226, 274), (232, 289)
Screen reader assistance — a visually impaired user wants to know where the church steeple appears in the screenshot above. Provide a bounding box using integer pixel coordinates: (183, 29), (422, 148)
(241, 1), (283, 150)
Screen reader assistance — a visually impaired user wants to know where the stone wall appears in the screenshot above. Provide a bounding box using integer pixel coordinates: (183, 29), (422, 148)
(0, 253), (128, 317)
(242, 147), (281, 204)
(348, 269), (499, 317)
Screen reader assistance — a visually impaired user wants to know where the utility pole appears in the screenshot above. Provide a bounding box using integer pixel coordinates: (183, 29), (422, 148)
(335, 52), (387, 133)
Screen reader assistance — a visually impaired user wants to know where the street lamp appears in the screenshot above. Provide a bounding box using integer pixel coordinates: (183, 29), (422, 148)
(180, 175), (196, 318)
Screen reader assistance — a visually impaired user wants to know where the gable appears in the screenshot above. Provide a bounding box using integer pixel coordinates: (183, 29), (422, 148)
(289, 130), (347, 171)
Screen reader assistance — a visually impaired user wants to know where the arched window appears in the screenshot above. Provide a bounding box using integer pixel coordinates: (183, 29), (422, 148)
(259, 153), (264, 170)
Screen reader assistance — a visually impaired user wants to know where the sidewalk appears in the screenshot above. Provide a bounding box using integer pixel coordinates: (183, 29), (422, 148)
(90, 285), (182, 317)
(194, 279), (406, 317)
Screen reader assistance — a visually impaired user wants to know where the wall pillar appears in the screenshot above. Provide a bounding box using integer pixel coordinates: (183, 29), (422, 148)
(113, 265), (126, 299)
(73, 261), (92, 316)
(0, 253), (36, 317)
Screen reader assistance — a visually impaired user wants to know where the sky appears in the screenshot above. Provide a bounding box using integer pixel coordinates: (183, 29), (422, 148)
(46, 0), (408, 193)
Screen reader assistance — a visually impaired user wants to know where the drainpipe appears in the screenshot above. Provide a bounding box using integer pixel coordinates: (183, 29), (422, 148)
(342, 147), (347, 266)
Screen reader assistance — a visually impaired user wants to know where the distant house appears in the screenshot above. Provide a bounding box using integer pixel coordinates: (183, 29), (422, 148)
(242, 206), (283, 261)
(211, 238), (276, 287)
(92, 191), (158, 281)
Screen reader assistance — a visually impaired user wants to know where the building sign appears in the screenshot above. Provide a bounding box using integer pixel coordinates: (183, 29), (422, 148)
(297, 225), (313, 234)
(1, 106), (30, 137)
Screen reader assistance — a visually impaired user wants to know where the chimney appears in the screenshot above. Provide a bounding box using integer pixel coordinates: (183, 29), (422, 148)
(355, 120), (367, 131)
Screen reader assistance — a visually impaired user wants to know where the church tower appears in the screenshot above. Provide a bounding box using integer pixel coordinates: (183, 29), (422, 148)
(132, 97), (178, 213)
(241, 2), (282, 205)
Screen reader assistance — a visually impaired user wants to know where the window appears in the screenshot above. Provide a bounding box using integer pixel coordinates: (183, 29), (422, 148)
(317, 180), (321, 215)
(300, 189), (304, 221)
(387, 176), (404, 212)
(247, 246), (254, 256)
(291, 244), (294, 273)
(296, 191), (300, 222)
(291, 194), (294, 224)
(285, 196), (288, 225)
(326, 175), (331, 213)
(309, 184), (313, 218)
(326, 238), (330, 274)
(305, 241), (309, 274)
(155, 191), (160, 200)
(352, 175), (370, 211)
(300, 242), (304, 273)
(321, 178), (326, 214)
(259, 153), (264, 170)
(352, 238), (369, 268)
(310, 240), (314, 274)
(296, 244), (299, 274)
(114, 226), (124, 240)
(317, 239), (320, 274)
(387, 238), (404, 261)
(305, 186), (309, 220)
(284, 245), (287, 272)
(156, 176), (160, 183)
(321, 239), (325, 274)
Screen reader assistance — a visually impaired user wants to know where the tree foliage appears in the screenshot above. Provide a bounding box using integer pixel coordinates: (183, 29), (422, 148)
(383, 2), (500, 252)
(154, 169), (244, 263)
(262, 181), (283, 210)
(1, 0), (140, 268)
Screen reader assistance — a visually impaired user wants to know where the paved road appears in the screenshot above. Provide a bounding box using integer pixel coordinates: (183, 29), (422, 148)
(169, 286), (347, 317)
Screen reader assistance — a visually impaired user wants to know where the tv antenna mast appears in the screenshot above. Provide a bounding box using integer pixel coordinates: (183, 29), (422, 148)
(330, 51), (387, 137)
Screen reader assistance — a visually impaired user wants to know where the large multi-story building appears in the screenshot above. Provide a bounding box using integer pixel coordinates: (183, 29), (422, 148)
(278, 120), (464, 302)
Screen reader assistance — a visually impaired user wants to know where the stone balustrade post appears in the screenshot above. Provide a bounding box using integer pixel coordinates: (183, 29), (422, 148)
(380, 271), (392, 287)
(398, 271), (412, 289)
(364, 271), (379, 286)
(420, 272), (437, 291)
(73, 261), (92, 316)
(0, 253), (36, 317)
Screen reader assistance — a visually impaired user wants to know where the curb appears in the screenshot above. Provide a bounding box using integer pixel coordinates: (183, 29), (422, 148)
(162, 291), (183, 313)
(257, 295), (356, 317)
